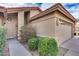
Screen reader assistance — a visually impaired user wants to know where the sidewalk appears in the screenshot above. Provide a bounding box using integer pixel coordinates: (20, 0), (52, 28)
(8, 39), (31, 56)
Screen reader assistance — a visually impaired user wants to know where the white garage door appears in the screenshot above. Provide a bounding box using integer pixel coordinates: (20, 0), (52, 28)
(56, 21), (72, 45)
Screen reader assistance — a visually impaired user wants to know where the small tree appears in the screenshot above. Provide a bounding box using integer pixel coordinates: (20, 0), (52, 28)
(20, 24), (36, 42)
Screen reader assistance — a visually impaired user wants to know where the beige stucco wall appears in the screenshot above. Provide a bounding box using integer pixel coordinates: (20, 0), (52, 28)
(31, 13), (56, 37)
(54, 11), (75, 36)
(18, 11), (24, 40)
(31, 11), (75, 45)
(30, 10), (40, 18)
(54, 11), (74, 45)
(54, 11), (74, 24)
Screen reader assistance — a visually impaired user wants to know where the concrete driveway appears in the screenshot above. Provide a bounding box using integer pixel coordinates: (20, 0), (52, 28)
(60, 36), (79, 56)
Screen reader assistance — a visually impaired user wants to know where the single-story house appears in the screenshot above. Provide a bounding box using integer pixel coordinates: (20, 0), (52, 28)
(0, 3), (77, 45)
(30, 3), (77, 45)
(0, 6), (41, 40)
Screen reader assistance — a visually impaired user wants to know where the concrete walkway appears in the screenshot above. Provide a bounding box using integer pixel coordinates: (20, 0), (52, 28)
(8, 39), (31, 56)
(60, 36), (79, 56)
(7, 36), (79, 56)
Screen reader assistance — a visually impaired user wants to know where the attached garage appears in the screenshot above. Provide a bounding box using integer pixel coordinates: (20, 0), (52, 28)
(30, 3), (76, 45)
(55, 19), (72, 44)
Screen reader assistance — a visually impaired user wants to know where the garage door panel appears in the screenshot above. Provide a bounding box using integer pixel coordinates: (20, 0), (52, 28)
(56, 23), (71, 44)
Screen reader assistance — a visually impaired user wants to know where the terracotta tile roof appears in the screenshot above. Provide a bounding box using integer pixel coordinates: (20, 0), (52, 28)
(0, 6), (42, 13)
(6, 7), (42, 11)
(6, 7), (41, 11)
(30, 3), (77, 22)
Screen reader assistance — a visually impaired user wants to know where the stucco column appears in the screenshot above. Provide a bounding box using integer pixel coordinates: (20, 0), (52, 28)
(18, 11), (24, 40)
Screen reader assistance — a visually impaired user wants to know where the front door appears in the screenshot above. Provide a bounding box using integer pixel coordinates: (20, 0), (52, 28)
(4, 16), (17, 39)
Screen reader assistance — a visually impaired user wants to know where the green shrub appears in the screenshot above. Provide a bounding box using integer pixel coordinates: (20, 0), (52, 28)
(28, 37), (39, 50)
(0, 48), (3, 56)
(20, 24), (36, 42)
(0, 26), (6, 55)
(38, 37), (58, 56)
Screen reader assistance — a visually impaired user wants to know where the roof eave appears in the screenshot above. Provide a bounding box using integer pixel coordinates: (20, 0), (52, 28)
(30, 3), (77, 23)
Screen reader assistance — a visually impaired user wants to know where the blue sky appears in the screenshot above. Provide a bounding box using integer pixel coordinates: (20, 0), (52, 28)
(63, 3), (79, 19)
(0, 3), (79, 19)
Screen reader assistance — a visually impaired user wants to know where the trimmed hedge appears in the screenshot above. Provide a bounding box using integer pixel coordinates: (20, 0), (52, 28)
(38, 37), (58, 56)
(0, 26), (6, 55)
(28, 37), (39, 50)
